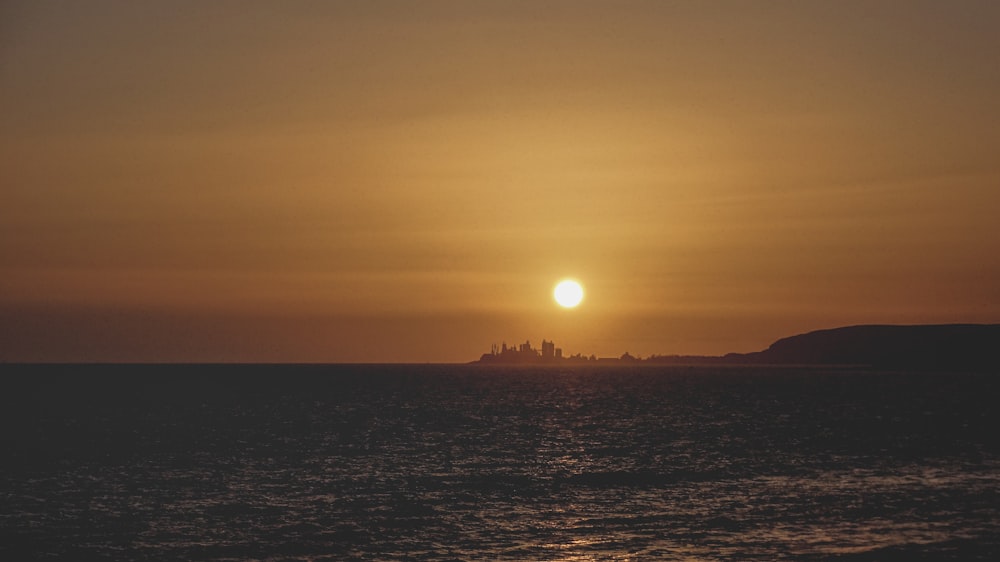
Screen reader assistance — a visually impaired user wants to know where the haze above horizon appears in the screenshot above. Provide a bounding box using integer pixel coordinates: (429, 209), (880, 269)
(2, 1), (999, 362)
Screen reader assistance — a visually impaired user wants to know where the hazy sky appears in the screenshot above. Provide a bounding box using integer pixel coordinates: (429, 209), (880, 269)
(3, 1), (999, 362)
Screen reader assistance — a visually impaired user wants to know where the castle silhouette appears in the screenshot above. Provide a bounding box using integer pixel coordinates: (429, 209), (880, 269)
(476, 340), (637, 364)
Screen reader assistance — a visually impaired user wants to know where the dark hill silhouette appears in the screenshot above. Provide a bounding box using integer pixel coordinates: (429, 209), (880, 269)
(733, 324), (1000, 370)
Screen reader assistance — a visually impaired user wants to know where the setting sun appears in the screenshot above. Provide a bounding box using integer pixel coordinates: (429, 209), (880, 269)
(554, 280), (584, 308)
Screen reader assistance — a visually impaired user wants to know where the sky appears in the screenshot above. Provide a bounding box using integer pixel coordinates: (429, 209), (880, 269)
(2, 1), (999, 362)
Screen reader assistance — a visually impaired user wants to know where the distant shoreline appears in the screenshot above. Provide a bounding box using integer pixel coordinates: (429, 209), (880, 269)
(473, 324), (1000, 372)
(2, 324), (997, 369)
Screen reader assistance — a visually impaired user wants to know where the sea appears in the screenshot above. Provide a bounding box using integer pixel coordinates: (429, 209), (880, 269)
(2, 364), (998, 561)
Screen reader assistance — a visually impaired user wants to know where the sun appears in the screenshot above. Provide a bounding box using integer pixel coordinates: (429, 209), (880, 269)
(553, 279), (584, 308)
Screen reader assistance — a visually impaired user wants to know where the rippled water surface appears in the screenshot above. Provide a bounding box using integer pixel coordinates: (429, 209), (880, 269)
(2, 364), (999, 560)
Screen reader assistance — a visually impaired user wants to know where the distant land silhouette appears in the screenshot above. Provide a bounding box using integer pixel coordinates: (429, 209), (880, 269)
(475, 324), (1000, 371)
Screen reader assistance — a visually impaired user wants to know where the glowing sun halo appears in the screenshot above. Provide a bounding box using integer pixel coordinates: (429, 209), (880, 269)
(554, 280), (584, 308)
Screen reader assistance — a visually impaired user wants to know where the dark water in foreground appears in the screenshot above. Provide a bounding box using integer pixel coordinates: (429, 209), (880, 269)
(2, 365), (999, 561)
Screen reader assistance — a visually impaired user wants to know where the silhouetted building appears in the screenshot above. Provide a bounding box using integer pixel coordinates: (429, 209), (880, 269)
(542, 340), (555, 359)
(477, 338), (565, 364)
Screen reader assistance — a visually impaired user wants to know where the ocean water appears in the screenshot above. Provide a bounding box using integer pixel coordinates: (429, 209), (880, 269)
(2, 364), (998, 561)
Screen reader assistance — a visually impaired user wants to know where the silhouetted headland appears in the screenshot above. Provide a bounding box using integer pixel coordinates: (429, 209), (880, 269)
(474, 324), (1000, 371)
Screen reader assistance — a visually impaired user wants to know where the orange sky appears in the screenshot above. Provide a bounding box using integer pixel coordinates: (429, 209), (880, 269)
(3, 1), (999, 362)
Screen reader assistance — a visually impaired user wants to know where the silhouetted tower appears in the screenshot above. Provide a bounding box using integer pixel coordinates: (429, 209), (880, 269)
(542, 340), (555, 359)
